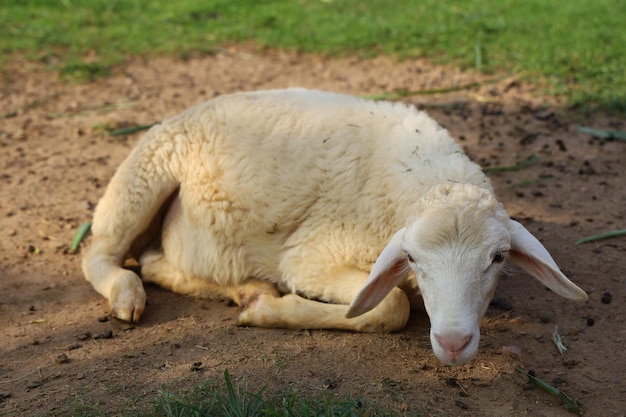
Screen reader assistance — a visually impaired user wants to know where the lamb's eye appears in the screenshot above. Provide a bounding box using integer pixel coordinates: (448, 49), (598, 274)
(492, 252), (506, 264)
(407, 253), (415, 263)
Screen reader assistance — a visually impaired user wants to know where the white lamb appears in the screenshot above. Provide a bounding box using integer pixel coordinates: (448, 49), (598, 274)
(82, 88), (587, 365)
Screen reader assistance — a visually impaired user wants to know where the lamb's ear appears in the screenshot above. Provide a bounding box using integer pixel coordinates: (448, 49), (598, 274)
(508, 220), (588, 301)
(346, 228), (410, 318)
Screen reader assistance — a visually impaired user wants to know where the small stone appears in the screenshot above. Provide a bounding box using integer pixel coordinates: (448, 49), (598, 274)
(26, 380), (43, 389)
(562, 359), (579, 369)
(55, 353), (70, 364)
(76, 332), (91, 341)
(455, 399), (470, 410)
(445, 377), (458, 387)
(601, 292), (612, 304)
(94, 330), (113, 340)
(324, 378), (338, 389)
(490, 298), (513, 311)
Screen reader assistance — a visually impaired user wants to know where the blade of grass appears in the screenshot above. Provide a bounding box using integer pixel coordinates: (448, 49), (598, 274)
(575, 228), (626, 245)
(363, 77), (507, 101)
(513, 174), (553, 187)
(363, 90), (414, 101)
(475, 40), (483, 69)
(578, 126), (626, 142)
(552, 326), (567, 357)
(222, 369), (264, 417)
(515, 367), (583, 416)
(110, 124), (155, 136)
(483, 155), (540, 172)
(68, 222), (91, 254)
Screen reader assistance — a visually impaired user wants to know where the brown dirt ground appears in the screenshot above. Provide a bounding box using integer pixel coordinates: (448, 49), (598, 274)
(1, 47), (625, 417)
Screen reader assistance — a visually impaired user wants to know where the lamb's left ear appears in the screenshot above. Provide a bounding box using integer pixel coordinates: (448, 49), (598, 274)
(346, 228), (410, 318)
(508, 220), (588, 301)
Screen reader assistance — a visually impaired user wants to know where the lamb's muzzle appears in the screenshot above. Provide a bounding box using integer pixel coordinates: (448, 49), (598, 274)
(435, 333), (474, 365)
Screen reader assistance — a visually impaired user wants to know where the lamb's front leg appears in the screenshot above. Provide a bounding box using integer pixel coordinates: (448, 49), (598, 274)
(237, 269), (410, 333)
(82, 126), (180, 322)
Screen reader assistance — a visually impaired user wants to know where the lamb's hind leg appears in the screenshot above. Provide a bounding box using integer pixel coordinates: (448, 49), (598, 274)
(237, 267), (410, 333)
(141, 250), (279, 305)
(82, 126), (179, 322)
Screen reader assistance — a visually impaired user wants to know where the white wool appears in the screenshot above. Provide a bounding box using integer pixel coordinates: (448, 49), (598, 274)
(83, 89), (587, 365)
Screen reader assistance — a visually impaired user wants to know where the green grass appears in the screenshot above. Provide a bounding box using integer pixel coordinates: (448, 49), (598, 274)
(1, 0), (625, 111)
(152, 370), (372, 417)
(53, 370), (406, 417)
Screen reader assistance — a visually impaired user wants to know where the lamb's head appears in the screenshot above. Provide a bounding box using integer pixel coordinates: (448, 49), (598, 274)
(347, 183), (587, 366)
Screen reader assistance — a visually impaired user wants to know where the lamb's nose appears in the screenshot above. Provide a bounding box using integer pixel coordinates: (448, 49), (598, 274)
(435, 333), (472, 353)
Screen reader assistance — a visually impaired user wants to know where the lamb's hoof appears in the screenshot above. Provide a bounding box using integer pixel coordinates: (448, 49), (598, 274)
(109, 271), (147, 323)
(111, 303), (145, 323)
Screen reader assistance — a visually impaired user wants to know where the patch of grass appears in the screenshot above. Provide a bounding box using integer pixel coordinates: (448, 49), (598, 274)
(60, 61), (110, 81)
(0, 0), (624, 111)
(53, 370), (402, 417)
(149, 370), (390, 417)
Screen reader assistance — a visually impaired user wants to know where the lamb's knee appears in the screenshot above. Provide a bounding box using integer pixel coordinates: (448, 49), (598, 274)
(237, 292), (281, 327)
(235, 280), (280, 307)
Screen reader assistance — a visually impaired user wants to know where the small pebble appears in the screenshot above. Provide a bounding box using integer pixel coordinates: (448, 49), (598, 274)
(445, 377), (458, 387)
(94, 330), (113, 340)
(454, 399), (470, 410)
(76, 332), (91, 341)
(562, 359), (579, 369)
(55, 353), (70, 364)
(490, 297), (513, 311)
(601, 292), (612, 304)
(324, 378), (338, 389)
(26, 380), (43, 389)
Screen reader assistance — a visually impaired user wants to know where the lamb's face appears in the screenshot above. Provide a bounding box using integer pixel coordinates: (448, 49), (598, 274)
(404, 203), (511, 365)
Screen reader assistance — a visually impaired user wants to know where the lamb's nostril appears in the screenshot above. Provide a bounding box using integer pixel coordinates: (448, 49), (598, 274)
(435, 333), (472, 353)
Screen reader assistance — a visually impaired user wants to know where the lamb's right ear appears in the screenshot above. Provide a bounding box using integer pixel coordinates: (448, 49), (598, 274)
(346, 228), (409, 318)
